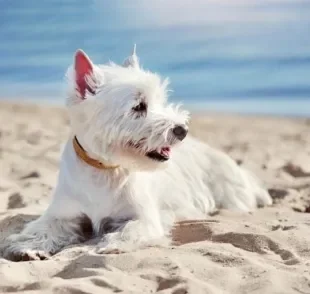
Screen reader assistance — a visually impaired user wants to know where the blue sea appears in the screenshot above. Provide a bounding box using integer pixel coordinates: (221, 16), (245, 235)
(0, 0), (310, 116)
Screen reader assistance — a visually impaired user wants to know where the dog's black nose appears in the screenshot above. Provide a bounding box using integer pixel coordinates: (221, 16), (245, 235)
(172, 125), (188, 141)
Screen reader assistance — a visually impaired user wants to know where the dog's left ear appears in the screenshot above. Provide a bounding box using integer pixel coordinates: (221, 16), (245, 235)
(74, 49), (95, 99)
(123, 44), (139, 68)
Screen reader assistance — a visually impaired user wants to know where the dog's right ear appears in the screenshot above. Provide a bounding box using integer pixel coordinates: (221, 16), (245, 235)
(74, 49), (95, 99)
(123, 44), (139, 68)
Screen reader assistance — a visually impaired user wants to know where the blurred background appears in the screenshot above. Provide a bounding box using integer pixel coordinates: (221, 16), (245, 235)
(0, 0), (309, 116)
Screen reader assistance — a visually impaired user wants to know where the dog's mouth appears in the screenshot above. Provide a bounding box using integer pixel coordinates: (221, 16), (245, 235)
(146, 147), (171, 162)
(128, 141), (171, 162)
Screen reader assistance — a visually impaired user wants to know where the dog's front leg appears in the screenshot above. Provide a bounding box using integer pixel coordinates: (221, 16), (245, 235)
(2, 204), (93, 261)
(96, 219), (166, 254)
(97, 191), (168, 254)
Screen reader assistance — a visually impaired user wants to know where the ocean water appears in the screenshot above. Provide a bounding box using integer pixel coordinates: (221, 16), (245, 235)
(0, 0), (310, 116)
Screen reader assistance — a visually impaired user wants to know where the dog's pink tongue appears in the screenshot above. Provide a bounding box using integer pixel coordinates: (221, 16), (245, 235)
(161, 147), (171, 157)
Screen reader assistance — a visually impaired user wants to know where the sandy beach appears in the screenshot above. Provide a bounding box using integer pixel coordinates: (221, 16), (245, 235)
(0, 101), (310, 294)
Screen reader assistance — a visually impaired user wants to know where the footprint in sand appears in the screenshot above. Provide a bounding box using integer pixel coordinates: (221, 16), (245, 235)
(172, 220), (300, 266)
(7, 192), (26, 209)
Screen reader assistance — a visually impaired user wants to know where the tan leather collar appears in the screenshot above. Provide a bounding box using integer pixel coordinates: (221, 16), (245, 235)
(73, 136), (119, 170)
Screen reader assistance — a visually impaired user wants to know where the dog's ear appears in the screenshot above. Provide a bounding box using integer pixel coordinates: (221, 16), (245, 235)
(123, 44), (139, 68)
(74, 49), (95, 99)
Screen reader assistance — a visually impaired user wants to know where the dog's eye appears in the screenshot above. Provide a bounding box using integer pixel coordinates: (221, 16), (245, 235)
(132, 102), (147, 113)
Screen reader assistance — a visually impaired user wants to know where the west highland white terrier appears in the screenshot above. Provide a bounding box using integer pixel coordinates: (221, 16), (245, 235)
(3, 46), (272, 261)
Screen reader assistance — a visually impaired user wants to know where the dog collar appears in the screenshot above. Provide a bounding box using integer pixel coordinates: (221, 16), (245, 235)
(73, 136), (119, 170)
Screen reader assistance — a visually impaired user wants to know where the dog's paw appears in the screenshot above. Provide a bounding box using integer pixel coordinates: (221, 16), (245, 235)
(8, 249), (50, 262)
(96, 232), (128, 255)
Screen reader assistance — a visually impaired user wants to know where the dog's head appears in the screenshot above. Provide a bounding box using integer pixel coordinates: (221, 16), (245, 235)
(66, 46), (189, 170)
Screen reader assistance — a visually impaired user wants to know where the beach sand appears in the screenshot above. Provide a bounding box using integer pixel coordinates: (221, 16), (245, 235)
(0, 101), (310, 294)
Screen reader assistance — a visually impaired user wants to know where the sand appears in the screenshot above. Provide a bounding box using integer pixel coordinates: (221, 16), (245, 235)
(0, 101), (310, 294)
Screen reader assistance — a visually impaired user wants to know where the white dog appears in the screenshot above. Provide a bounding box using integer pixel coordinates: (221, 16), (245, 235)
(3, 46), (272, 261)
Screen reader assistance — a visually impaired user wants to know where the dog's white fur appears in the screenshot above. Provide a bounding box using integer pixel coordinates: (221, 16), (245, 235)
(3, 47), (272, 260)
